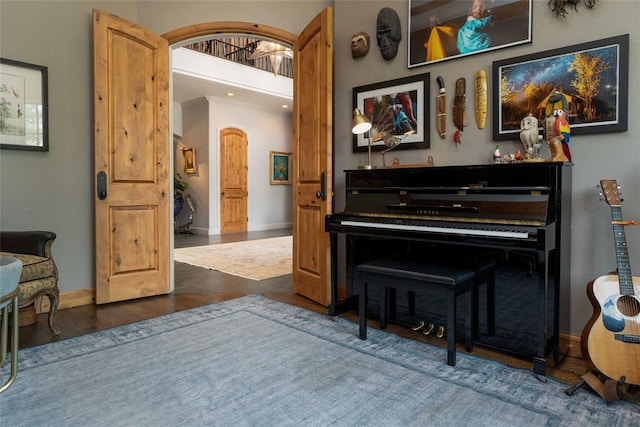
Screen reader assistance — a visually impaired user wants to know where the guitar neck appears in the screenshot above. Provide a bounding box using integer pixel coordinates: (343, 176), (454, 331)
(611, 205), (635, 295)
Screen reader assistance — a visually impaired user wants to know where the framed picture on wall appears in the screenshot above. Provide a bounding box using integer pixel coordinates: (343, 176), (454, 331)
(352, 73), (429, 153)
(182, 147), (196, 174)
(408, 0), (532, 68)
(270, 151), (291, 185)
(0, 58), (49, 151)
(492, 34), (629, 141)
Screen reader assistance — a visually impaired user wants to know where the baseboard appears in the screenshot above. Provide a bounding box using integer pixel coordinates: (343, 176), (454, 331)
(561, 331), (583, 359)
(34, 288), (95, 313)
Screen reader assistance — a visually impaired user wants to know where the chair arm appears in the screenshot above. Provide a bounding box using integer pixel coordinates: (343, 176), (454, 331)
(0, 231), (57, 258)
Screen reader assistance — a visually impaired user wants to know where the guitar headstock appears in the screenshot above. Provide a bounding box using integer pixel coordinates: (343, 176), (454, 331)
(599, 179), (622, 207)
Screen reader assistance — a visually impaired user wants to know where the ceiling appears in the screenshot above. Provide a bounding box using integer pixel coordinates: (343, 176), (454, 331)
(172, 70), (293, 113)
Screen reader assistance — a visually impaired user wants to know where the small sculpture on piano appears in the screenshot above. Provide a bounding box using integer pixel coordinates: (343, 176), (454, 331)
(544, 90), (571, 163)
(519, 113), (543, 161)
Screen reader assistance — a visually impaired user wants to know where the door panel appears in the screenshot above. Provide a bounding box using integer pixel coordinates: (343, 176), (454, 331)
(220, 128), (248, 233)
(93, 9), (170, 304)
(292, 8), (333, 306)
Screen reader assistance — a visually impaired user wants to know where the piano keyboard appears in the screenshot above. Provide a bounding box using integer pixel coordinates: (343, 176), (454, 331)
(338, 220), (529, 239)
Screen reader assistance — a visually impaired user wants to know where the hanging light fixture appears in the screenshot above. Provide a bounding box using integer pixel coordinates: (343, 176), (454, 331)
(247, 40), (293, 77)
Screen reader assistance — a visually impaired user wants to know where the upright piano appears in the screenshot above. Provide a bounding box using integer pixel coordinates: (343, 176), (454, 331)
(326, 162), (572, 377)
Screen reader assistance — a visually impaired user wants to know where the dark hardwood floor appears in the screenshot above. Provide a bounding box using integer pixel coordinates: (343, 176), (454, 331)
(18, 228), (587, 386)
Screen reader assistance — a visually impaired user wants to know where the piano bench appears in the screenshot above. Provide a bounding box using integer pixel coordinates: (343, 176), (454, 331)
(357, 258), (475, 367)
(402, 260), (496, 340)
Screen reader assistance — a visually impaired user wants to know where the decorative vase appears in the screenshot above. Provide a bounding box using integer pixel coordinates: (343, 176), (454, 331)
(174, 196), (184, 218)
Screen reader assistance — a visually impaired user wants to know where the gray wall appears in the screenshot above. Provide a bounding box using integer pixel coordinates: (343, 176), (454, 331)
(1, 0), (639, 335)
(332, 0), (640, 335)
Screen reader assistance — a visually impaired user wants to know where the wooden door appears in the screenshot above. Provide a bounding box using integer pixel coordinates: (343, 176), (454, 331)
(93, 9), (170, 304)
(292, 8), (333, 306)
(220, 127), (248, 233)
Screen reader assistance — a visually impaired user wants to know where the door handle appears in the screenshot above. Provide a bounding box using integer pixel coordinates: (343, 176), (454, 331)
(97, 171), (107, 200)
(315, 172), (327, 201)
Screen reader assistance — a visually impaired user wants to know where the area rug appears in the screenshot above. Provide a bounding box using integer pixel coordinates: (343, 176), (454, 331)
(174, 236), (292, 280)
(1, 295), (637, 426)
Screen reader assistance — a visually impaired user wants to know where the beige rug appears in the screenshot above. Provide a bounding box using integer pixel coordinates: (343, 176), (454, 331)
(174, 236), (292, 280)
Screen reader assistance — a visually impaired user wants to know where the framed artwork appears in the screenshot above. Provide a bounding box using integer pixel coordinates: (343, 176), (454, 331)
(352, 73), (429, 153)
(492, 34), (629, 141)
(408, 0), (532, 68)
(182, 147), (196, 174)
(0, 58), (48, 151)
(270, 151), (291, 185)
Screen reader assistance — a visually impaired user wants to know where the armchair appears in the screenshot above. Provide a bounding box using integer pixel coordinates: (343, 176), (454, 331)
(0, 231), (60, 335)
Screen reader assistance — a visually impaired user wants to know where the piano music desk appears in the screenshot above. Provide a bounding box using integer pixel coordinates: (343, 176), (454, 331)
(357, 258), (475, 366)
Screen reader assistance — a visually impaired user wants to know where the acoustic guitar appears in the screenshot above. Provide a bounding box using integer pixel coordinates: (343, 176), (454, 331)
(581, 179), (640, 385)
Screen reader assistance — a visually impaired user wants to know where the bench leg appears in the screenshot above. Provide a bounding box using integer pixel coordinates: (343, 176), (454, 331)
(447, 287), (456, 366)
(465, 290), (473, 352)
(380, 287), (389, 330)
(487, 272), (496, 336)
(407, 290), (416, 317)
(359, 281), (368, 340)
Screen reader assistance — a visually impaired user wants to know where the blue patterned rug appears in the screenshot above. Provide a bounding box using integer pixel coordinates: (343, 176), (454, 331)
(1, 295), (636, 426)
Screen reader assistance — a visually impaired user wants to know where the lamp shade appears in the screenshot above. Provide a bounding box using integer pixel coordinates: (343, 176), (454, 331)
(351, 108), (372, 134)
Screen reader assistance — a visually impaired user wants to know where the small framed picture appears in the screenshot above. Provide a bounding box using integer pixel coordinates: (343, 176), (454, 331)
(182, 147), (196, 174)
(0, 58), (48, 151)
(270, 151), (291, 185)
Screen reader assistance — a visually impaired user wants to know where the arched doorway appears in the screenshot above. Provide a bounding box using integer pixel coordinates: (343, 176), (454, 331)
(163, 23), (296, 51)
(169, 30), (294, 236)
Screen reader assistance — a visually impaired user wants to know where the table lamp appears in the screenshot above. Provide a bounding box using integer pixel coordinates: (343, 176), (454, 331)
(351, 108), (373, 169)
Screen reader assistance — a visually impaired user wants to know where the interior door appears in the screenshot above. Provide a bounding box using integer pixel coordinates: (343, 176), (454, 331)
(93, 9), (171, 304)
(220, 127), (248, 233)
(292, 8), (333, 306)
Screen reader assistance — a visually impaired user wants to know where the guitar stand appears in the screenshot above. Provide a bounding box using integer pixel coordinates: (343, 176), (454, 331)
(564, 371), (626, 404)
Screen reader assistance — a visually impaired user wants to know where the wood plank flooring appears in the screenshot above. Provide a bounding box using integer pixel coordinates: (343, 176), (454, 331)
(17, 228), (587, 386)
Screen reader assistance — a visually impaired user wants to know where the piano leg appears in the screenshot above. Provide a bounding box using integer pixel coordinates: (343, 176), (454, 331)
(533, 358), (549, 383)
(328, 232), (358, 316)
(534, 249), (550, 381)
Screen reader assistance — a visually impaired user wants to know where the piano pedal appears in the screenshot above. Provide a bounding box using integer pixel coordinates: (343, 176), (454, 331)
(422, 323), (435, 335)
(411, 320), (425, 331)
(436, 325), (445, 338)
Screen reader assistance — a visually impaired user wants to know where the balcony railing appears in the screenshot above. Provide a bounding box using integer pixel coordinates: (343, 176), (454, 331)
(184, 37), (293, 78)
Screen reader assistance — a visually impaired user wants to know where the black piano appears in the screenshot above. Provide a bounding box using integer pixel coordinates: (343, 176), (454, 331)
(326, 162), (572, 377)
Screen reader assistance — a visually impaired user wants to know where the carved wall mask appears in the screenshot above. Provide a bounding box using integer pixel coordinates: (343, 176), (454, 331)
(376, 8), (401, 60)
(351, 32), (370, 58)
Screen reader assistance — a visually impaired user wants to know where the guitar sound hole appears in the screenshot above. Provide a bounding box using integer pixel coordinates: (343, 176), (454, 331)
(617, 296), (640, 317)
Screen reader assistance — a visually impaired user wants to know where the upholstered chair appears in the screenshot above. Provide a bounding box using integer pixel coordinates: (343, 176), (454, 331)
(0, 231), (60, 335)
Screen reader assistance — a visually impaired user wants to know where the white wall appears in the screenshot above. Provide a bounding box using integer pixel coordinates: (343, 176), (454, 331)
(176, 96), (293, 235)
(208, 97), (293, 233)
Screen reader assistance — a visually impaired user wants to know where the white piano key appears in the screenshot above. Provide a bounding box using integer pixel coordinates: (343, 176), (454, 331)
(339, 220), (529, 239)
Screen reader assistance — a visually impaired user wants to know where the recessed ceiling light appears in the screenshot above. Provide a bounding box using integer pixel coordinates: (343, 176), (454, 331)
(282, 104), (289, 109)
(226, 92), (234, 97)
